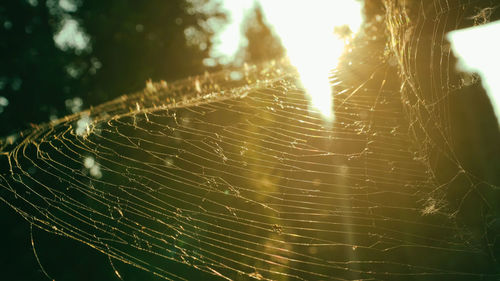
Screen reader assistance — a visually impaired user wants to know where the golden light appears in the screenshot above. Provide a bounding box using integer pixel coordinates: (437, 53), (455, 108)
(259, 0), (364, 120)
(195, 0), (365, 120)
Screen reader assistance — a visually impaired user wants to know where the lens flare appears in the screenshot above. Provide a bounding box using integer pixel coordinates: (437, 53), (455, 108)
(259, 0), (364, 120)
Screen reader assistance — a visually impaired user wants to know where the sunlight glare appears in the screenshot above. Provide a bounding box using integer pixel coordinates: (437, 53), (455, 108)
(259, 0), (364, 120)
(447, 20), (500, 127)
(196, 0), (365, 120)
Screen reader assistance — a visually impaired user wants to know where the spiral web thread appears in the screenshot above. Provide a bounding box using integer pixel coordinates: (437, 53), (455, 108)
(1, 0), (500, 280)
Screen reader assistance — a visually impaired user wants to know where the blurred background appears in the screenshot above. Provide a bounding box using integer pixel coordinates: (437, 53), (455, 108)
(0, 0), (284, 138)
(1, 0), (500, 280)
(0, 0), (284, 280)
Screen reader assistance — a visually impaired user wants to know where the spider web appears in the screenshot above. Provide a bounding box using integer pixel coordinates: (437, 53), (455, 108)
(1, 0), (500, 280)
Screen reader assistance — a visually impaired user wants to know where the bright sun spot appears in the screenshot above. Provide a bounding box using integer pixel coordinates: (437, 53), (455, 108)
(259, 1), (364, 120)
(448, 20), (500, 127)
(195, 0), (364, 120)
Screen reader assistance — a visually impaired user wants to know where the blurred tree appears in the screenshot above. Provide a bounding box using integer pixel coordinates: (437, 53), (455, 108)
(0, 0), (211, 137)
(244, 6), (284, 63)
(0, 0), (73, 136)
(76, 0), (212, 105)
(0, 1), (217, 280)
